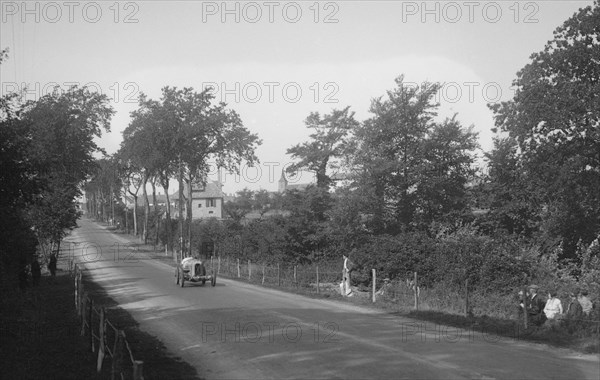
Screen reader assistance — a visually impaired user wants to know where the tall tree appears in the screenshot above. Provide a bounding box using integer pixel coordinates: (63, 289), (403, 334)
(224, 188), (254, 223)
(121, 96), (164, 243)
(476, 136), (541, 237)
(414, 116), (479, 228)
(84, 157), (121, 223)
(22, 86), (113, 253)
(287, 107), (358, 189)
(115, 150), (143, 236)
(0, 51), (40, 284)
(352, 75), (440, 233)
(156, 86), (261, 255)
(489, 1), (600, 259)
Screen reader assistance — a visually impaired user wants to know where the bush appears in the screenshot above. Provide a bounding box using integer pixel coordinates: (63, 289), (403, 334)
(351, 232), (436, 286)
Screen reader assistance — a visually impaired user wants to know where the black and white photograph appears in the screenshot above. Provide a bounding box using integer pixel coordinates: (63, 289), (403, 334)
(1, 1), (599, 379)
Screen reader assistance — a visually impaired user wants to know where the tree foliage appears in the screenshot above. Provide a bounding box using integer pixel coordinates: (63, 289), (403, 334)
(0, 71), (113, 286)
(488, 1), (600, 259)
(287, 107), (358, 189)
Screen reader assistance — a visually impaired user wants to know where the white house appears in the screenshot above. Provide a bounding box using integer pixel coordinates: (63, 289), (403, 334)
(172, 180), (225, 219)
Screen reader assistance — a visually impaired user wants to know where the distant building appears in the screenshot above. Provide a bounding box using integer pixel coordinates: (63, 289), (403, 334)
(172, 180), (225, 219)
(278, 170), (313, 193)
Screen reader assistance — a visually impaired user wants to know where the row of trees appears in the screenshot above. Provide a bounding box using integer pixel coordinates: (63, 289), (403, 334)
(271, 2), (599, 263)
(84, 87), (262, 254)
(87, 3), (598, 289)
(1, 49), (114, 286)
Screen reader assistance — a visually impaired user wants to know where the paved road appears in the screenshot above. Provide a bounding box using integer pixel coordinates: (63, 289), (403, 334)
(65, 218), (599, 379)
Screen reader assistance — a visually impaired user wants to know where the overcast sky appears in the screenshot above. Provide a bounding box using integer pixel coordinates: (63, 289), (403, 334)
(1, 0), (591, 194)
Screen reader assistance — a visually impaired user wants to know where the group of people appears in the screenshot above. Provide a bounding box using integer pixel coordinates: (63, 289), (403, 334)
(519, 284), (594, 326)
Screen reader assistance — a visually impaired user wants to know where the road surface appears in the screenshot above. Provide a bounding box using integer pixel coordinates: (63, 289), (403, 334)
(64, 218), (599, 379)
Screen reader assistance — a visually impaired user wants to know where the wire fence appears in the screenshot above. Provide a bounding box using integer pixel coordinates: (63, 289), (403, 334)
(213, 256), (600, 336)
(214, 257), (341, 293)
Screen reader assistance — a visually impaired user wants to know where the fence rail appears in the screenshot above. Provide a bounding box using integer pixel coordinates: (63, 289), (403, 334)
(73, 264), (144, 380)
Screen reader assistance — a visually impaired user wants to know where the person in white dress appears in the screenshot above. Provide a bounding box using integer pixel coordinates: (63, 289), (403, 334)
(341, 254), (355, 297)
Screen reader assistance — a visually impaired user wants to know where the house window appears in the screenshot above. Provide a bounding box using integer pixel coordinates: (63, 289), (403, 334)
(206, 199), (216, 207)
(197, 203), (202, 208)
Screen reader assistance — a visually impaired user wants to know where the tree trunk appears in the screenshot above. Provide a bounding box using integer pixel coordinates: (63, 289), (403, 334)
(55, 239), (61, 259)
(142, 171), (149, 244)
(151, 180), (158, 248)
(132, 195), (138, 236)
(178, 159), (184, 259)
(187, 171), (193, 255)
(163, 179), (172, 253)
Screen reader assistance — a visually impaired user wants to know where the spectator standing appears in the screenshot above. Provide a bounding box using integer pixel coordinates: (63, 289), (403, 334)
(517, 289), (528, 320)
(543, 290), (563, 320)
(342, 254), (355, 297)
(527, 285), (547, 326)
(565, 292), (583, 320)
(578, 290), (593, 316)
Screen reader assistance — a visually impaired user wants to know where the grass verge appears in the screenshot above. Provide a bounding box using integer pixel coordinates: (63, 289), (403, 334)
(0, 268), (202, 380)
(0, 273), (98, 380)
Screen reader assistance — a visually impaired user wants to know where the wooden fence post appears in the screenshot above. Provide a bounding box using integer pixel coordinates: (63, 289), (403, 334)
(133, 360), (144, 380)
(237, 259), (240, 278)
(262, 264), (265, 285)
(465, 278), (470, 317)
(218, 256), (221, 274)
(75, 268), (79, 314)
(294, 265), (297, 287)
(248, 260), (251, 280)
(111, 331), (124, 380)
(414, 272), (419, 311)
(316, 266), (320, 294)
(89, 298), (94, 352)
(81, 293), (88, 336)
(277, 263), (280, 286)
(97, 308), (106, 373)
(372, 269), (376, 303)
(522, 285), (528, 329)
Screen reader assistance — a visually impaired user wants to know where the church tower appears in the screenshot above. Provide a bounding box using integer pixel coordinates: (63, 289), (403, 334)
(278, 170), (288, 193)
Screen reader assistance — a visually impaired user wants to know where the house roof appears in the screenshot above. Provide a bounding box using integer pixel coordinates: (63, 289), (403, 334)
(171, 181), (225, 200)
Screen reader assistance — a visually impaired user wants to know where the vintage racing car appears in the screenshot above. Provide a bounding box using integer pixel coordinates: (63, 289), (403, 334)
(175, 256), (217, 287)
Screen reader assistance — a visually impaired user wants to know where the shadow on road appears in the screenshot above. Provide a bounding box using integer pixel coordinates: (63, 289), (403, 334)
(82, 275), (203, 380)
